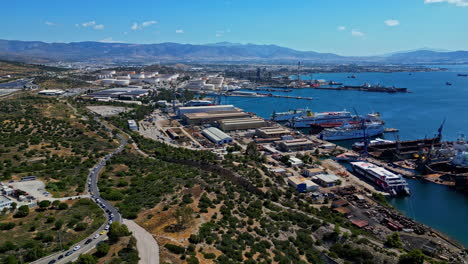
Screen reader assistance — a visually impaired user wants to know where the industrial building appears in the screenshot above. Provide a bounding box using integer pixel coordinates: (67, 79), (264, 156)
(0, 196), (12, 209)
(183, 111), (249, 125)
(128, 120), (138, 131)
(218, 117), (267, 131)
(202, 127), (233, 145)
(314, 174), (340, 187)
(82, 88), (150, 101)
(255, 127), (291, 138)
(287, 176), (319, 193)
(38, 89), (65, 96)
(177, 105), (237, 117)
(302, 168), (324, 177)
(276, 138), (315, 152)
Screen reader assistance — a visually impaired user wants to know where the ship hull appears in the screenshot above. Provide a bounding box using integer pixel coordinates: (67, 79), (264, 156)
(351, 163), (410, 196)
(318, 126), (384, 141)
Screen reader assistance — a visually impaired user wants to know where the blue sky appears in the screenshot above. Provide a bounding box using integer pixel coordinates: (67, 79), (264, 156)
(2, 0), (468, 56)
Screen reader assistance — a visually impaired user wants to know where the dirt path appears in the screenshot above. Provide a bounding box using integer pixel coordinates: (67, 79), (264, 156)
(124, 219), (160, 264)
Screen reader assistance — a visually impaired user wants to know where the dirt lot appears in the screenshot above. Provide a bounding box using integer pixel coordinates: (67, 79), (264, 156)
(86, 105), (128, 117)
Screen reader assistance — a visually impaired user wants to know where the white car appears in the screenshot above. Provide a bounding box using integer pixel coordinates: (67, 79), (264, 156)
(93, 234), (100, 239)
(73, 245), (81, 251)
(104, 225), (110, 230)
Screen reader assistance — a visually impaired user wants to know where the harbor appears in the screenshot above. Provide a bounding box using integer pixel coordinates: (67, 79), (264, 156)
(220, 67), (468, 247)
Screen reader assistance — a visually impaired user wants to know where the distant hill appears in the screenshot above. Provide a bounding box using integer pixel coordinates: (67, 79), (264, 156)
(0, 39), (467, 64)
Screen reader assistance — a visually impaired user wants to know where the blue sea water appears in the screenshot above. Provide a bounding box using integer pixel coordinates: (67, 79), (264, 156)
(222, 65), (468, 246)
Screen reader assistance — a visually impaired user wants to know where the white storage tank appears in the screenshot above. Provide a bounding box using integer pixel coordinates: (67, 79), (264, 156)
(114, 80), (130, 86)
(102, 79), (116, 85)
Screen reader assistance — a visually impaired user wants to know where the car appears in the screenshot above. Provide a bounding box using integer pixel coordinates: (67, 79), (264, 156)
(85, 239), (92, 245)
(100, 230), (106, 235)
(73, 245), (81, 251)
(57, 255), (63, 260)
(48, 260), (56, 264)
(108, 220), (113, 224)
(65, 251), (73, 256)
(93, 234), (100, 239)
(104, 225), (109, 230)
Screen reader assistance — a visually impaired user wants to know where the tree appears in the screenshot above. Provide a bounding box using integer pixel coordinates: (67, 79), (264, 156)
(13, 205), (29, 218)
(173, 205), (193, 231)
(398, 249), (425, 264)
(3, 255), (18, 264)
(385, 232), (402, 248)
(76, 254), (97, 264)
(96, 242), (110, 257)
(58, 202), (68, 210)
(108, 222), (130, 243)
(10, 203), (17, 211)
(54, 219), (64, 230)
(38, 200), (51, 210)
(52, 200), (60, 208)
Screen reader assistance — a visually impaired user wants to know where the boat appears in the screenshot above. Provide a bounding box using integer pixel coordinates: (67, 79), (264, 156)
(287, 110), (354, 128)
(343, 83), (408, 93)
(271, 109), (308, 122)
(351, 161), (411, 196)
(457, 74), (467, 77)
(318, 122), (384, 141)
(352, 138), (395, 151)
(446, 82), (452, 86)
(347, 75), (356, 79)
(328, 81), (343, 85)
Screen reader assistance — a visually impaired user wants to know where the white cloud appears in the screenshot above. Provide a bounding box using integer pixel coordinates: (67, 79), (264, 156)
(45, 21), (57, 26)
(216, 33), (224, 37)
(338, 26), (346, 31)
(80, 21), (104, 30)
(82, 21), (96, 27)
(351, 29), (364, 37)
(384, 19), (400, 26)
(175, 29), (184, 34)
(424, 0), (468, 6)
(131, 21), (158, 30)
(93, 24), (104, 30)
(99, 37), (122, 43)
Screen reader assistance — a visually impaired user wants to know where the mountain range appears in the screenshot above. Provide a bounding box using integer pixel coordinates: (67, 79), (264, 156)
(0, 39), (467, 64)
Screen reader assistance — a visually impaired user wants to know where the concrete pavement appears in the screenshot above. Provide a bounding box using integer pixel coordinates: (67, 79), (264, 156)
(124, 219), (160, 264)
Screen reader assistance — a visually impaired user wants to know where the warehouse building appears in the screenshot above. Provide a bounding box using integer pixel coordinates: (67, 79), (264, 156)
(314, 174), (340, 187)
(302, 168), (324, 177)
(0, 196), (12, 209)
(82, 88), (150, 101)
(183, 111), (249, 125)
(276, 138), (315, 152)
(218, 117), (267, 131)
(287, 176), (319, 193)
(255, 126), (291, 138)
(202, 127), (233, 145)
(128, 120), (138, 131)
(38, 89), (65, 96)
(177, 105), (237, 117)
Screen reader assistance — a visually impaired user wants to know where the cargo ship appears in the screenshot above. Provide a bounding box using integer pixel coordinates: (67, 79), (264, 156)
(271, 109), (308, 122)
(351, 161), (411, 196)
(287, 110), (354, 128)
(315, 83), (408, 93)
(457, 73), (467, 77)
(310, 112), (384, 132)
(318, 122), (385, 141)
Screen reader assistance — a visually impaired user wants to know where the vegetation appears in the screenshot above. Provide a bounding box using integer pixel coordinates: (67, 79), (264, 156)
(0, 96), (116, 195)
(398, 249), (425, 264)
(385, 232), (403, 248)
(0, 199), (105, 263)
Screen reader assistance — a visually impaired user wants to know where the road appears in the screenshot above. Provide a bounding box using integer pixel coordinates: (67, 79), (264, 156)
(33, 123), (127, 264)
(123, 219), (160, 264)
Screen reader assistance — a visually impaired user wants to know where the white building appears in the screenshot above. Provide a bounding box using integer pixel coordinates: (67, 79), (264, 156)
(314, 174), (340, 187)
(202, 127), (233, 145)
(289, 157), (303, 167)
(0, 196), (12, 209)
(128, 120), (138, 131)
(38, 89), (65, 96)
(287, 176), (319, 193)
(177, 105), (236, 117)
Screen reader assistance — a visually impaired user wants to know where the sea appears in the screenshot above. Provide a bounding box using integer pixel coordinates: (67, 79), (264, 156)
(221, 65), (468, 246)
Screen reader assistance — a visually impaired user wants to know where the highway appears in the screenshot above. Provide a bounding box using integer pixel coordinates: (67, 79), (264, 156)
(33, 124), (127, 264)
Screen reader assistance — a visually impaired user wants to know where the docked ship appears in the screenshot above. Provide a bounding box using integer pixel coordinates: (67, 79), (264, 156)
(457, 73), (467, 77)
(318, 122), (385, 141)
(352, 138), (395, 151)
(343, 83), (408, 93)
(287, 110), (354, 128)
(351, 161), (411, 196)
(271, 109), (308, 122)
(310, 112), (384, 132)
